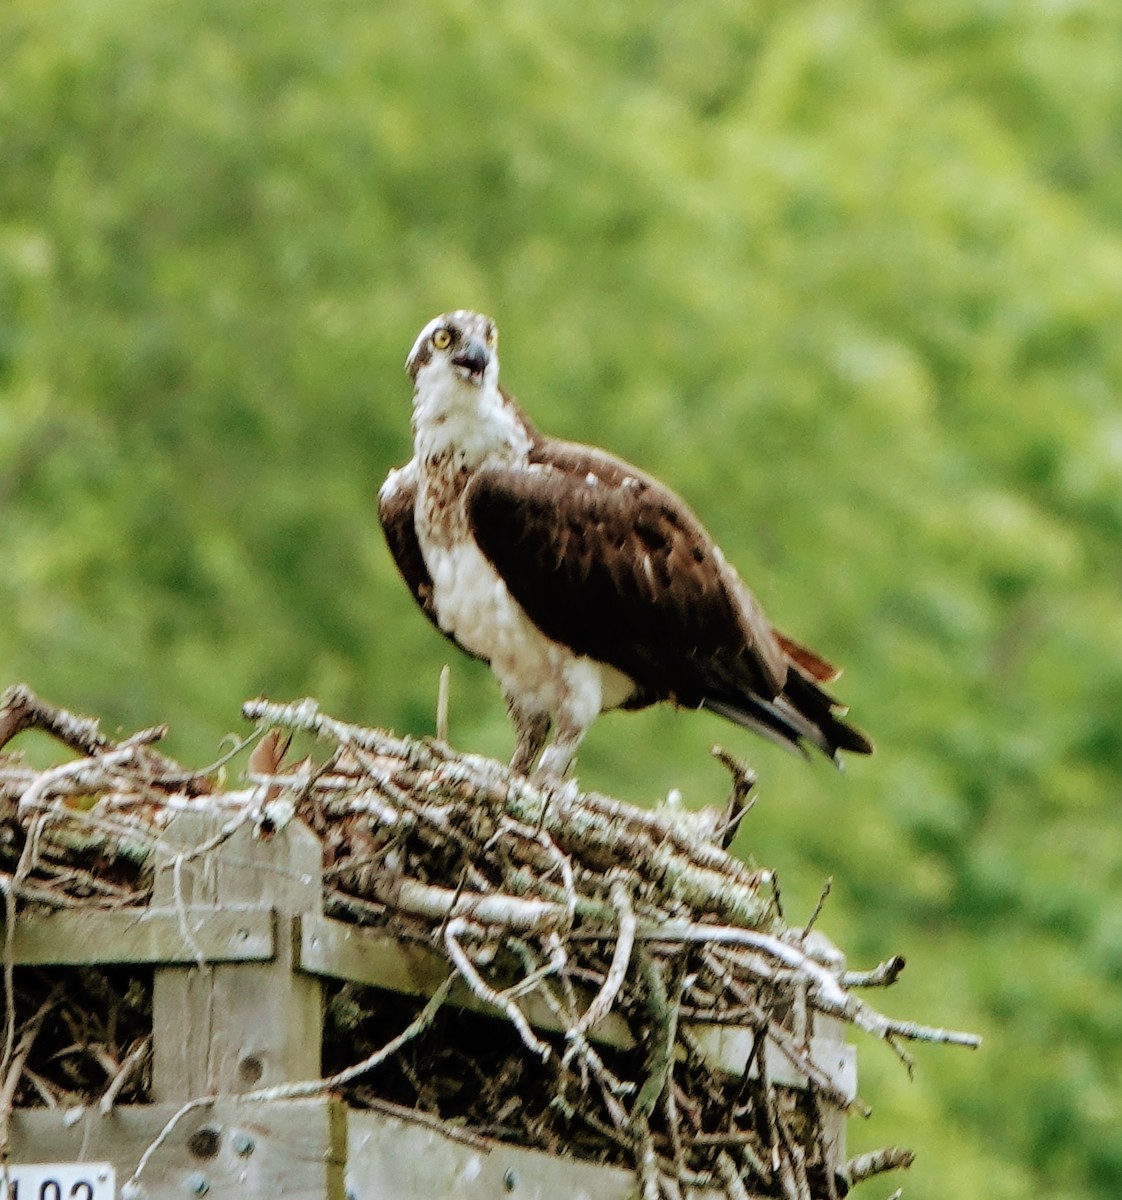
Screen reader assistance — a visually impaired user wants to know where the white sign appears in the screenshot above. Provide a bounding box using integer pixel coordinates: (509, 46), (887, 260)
(3, 1164), (115, 1200)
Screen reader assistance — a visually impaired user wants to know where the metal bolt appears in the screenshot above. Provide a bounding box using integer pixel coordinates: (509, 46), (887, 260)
(232, 1132), (255, 1157)
(503, 1168), (517, 1192)
(185, 1174), (210, 1197)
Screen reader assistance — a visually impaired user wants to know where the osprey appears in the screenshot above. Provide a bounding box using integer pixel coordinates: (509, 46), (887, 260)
(379, 310), (872, 778)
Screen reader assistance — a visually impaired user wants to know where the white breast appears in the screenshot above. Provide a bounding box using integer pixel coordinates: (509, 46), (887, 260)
(422, 536), (634, 725)
(425, 538), (530, 667)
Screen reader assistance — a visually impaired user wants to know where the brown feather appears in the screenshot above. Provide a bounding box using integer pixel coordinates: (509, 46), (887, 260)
(378, 468), (437, 626)
(773, 631), (842, 684)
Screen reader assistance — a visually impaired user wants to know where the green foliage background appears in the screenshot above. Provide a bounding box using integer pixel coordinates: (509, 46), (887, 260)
(3, 2), (1121, 1195)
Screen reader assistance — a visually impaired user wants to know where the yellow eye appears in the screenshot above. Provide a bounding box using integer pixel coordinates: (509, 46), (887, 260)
(432, 328), (452, 350)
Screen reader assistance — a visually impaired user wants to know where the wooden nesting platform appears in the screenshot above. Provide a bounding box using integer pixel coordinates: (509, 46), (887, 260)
(0, 688), (978, 1199)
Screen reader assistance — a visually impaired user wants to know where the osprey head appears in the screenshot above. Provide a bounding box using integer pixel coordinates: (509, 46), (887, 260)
(406, 310), (499, 390)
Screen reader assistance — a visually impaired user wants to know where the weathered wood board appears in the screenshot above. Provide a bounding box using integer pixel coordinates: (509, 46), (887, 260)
(0, 905), (274, 966)
(150, 814), (324, 1100)
(8, 1101), (745, 1200)
(346, 1108), (729, 1200)
(8, 1099), (346, 1200)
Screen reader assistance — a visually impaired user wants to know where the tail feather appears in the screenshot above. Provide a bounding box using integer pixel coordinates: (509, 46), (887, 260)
(772, 630), (841, 683)
(702, 696), (816, 759)
(703, 665), (873, 765)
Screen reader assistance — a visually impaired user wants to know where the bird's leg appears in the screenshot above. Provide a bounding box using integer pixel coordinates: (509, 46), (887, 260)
(509, 703), (551, 775)
(532, 722), (584, 783)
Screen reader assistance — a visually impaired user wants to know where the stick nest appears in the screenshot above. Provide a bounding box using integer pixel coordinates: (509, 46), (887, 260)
(0, 686), (976, 1199)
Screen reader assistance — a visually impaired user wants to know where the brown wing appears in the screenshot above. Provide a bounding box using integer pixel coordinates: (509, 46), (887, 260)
(378, 462), (486, 661)
(466, 437), (788, 707)
(378, 462), (437, 622)
(468, 435), (872, 761)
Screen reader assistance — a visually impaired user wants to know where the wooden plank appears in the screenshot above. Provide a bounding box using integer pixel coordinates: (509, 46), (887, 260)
(8, 1098), (346, 1200)
(298, 912), (636, 1049)
(690, 1022), (858, 1104)
(298, 912), (450, 995)
(0, 905), (275, 966)
(346, 1108), (730, 1200)
(151, 816), (325, 1101)
(10, 1101), (739, 1200)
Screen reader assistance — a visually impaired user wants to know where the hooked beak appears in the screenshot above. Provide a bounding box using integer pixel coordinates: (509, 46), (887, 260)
(451, 336), (490, 386)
